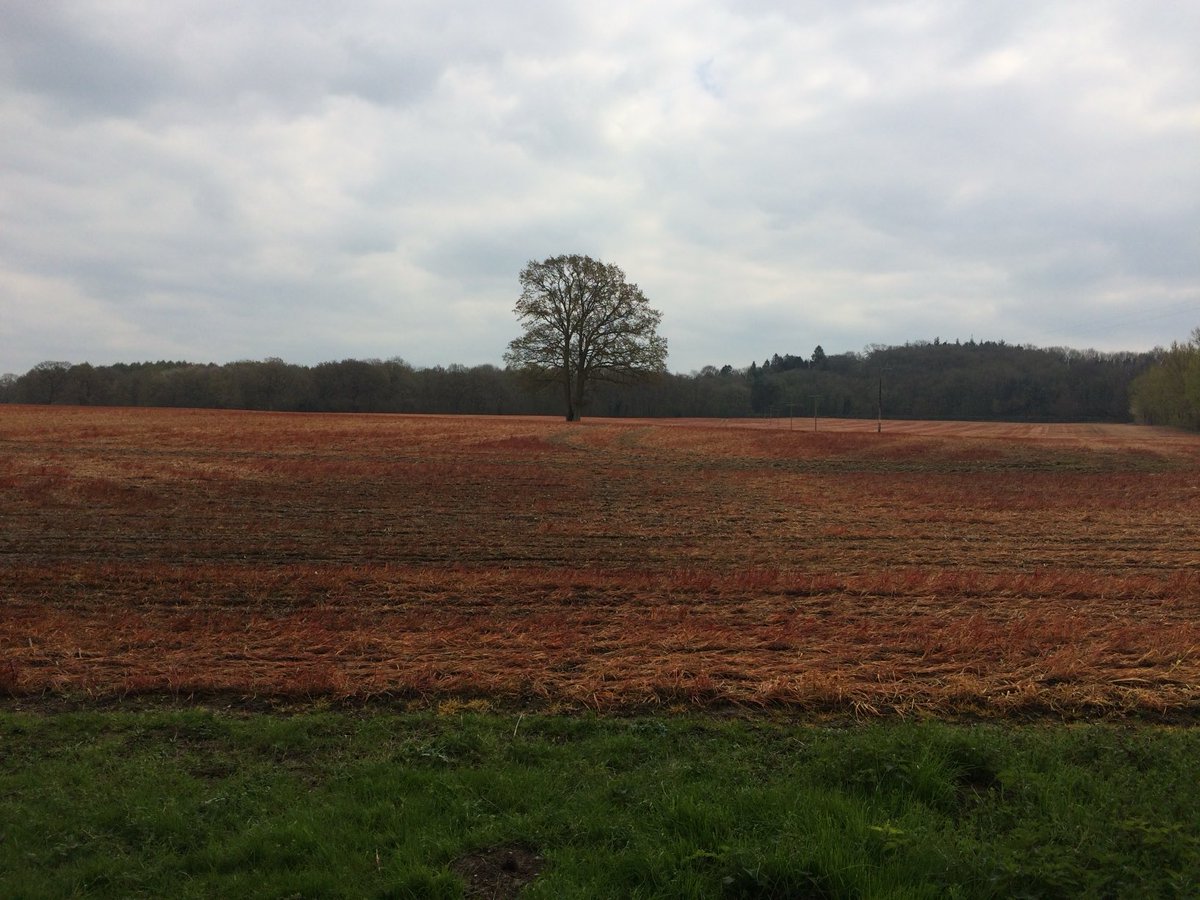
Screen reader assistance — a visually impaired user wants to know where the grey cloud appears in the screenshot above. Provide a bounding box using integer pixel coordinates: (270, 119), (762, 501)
(418, 211), (629, 287)
(338, 226), (398, 258)
(1, 2), (1196, 375)
(332, 41), (442, 108)
(420, 232), (536, 286)
(0, 4), (175, 116)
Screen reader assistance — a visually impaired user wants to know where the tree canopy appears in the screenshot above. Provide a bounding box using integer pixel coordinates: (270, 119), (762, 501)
(1129, 327), (1200, 429)
(1, 339), (1159, 424)
(504, 254), (668, 420)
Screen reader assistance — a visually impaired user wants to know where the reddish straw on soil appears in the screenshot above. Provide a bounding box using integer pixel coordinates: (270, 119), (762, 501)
(2, 405), (1198, 717)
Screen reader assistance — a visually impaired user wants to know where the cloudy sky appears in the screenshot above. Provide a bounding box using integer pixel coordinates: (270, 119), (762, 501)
(2, 1), (1197, 375)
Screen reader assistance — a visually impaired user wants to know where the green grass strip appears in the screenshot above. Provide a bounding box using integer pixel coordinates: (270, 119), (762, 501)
(2, 709), (1197, 898)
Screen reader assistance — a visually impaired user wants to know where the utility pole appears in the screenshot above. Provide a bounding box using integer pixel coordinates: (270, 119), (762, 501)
(813, 395), (819, 432)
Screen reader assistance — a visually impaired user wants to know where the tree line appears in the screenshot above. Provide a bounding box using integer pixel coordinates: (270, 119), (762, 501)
(1128, 328), (1200, 429)
(0, 338), (1165, 423)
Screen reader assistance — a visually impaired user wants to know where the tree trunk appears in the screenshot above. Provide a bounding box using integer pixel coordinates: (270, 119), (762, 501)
(563, 372), (578, 421)
(570, 369), (588, 422)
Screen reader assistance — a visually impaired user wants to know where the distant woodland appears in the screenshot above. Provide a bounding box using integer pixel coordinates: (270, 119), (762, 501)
(1127, 329), (1200, 430)
(6, 338), (1192, 425)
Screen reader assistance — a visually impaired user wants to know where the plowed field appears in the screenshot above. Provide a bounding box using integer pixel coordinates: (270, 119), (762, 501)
(3, 405), (1198, 717)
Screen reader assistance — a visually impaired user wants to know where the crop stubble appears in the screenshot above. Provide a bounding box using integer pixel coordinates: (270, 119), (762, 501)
(2, 405), (1198, 717)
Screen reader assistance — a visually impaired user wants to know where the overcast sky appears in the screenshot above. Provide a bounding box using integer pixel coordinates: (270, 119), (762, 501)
(2, 1), (1197, 375)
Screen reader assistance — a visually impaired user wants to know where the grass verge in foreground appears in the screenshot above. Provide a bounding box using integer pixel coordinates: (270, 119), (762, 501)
(2, 708), (1197, 898)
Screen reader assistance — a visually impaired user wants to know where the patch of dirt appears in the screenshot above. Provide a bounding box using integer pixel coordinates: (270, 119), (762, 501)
(451, 843), (546, 898)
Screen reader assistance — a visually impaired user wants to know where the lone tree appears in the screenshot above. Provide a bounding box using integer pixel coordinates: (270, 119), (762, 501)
(505, 254), (668, 421)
